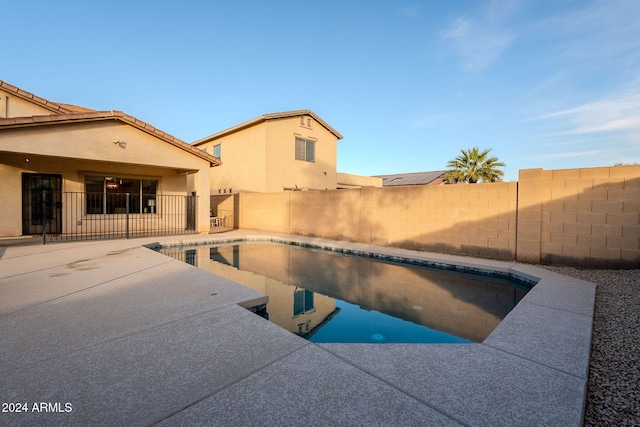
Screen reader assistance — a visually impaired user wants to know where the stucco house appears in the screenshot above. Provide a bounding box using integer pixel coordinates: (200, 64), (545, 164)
(194, 110), (354, 193)
(0, 80), (218, 239)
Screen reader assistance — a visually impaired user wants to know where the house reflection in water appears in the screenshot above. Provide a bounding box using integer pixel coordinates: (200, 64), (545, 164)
(158, 244), (337, 338)
(162, 242), (527, 342)
(202, 244), (337, 338)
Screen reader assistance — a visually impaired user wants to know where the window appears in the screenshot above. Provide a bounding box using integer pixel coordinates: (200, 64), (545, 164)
(213, 144), (221, 158)
(85, 176), (158, 214)
(295, 137), (315, 162)
(293, 289), (315, 316)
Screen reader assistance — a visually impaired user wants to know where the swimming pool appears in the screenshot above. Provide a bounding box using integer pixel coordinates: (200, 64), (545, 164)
(160, 241), (532, 343)
(142, 231), (593, 424)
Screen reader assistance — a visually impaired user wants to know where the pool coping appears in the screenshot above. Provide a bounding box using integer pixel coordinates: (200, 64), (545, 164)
(1, 230), (596, 426)
(153, 231), (596, 425)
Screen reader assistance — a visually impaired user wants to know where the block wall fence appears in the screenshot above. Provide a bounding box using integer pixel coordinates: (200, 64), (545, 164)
(211, 165), (640, 268)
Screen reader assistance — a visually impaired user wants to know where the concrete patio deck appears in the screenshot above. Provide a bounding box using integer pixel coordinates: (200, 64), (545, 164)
(0, 231), (595, 426)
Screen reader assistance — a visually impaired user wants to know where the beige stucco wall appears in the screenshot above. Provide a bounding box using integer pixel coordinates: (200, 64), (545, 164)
(197, 114), (339, 193)
(237, 165), (640, 268)
(239, 182), (517, 259)
(518, 165), (640, 268)
(0, 121), (207, 171)
(0, 89), (56, 118)
(0, 121), (211, 236)
(199, 124), (267, 193)
(0, 162), (23, 234)
(264, 116), (338, 191)
(238, 192), (291, 233)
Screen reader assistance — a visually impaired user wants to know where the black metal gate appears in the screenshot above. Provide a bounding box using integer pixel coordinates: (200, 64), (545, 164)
(22, 173), (62, 236)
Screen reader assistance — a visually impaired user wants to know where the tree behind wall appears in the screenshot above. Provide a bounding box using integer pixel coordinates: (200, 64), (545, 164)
(445, 147), (505, 183)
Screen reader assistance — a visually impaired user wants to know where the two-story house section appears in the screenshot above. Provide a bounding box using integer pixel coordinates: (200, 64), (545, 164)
(193, 110), (343, 193)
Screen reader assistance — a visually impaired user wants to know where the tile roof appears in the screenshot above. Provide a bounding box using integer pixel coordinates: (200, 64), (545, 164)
(375, 170), (448, 187)
(57, 103), (97, 113)
(0, 80), (219, 166)
(0, 80), (77, 114)
(193, 109), (343, 145)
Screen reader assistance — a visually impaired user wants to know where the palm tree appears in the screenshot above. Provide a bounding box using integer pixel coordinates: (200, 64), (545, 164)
(445, 147), (505, 183)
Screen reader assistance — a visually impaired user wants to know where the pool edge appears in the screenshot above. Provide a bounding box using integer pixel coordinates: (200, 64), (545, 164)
(149, 231), (595, 426)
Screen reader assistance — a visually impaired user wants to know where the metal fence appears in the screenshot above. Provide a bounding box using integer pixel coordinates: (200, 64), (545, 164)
(35, 191), (198, 243)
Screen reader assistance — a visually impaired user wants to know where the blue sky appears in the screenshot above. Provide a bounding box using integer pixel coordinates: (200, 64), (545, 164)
(4, 0), (639, 181)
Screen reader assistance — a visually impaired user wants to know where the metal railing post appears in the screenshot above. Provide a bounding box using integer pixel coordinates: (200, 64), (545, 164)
(126, 193), (130, 239)
(42, 189), (47, 245)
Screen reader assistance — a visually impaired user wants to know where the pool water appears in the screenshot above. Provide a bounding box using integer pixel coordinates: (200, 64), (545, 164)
(160, 242), (529, 344)
(308, 300), (471, 344)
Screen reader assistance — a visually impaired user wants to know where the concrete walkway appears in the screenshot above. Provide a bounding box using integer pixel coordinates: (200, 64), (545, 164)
(0, 231), (595, 426)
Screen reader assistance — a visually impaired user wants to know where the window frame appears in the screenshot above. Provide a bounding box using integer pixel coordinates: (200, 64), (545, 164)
(295, 137), (316, 163)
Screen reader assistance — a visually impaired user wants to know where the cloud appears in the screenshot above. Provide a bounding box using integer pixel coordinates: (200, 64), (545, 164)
(441, 17), (471, 39)
(439, 0), (522, 71)
(538, 89), (640, 135)
(440, 18), (513, 71)
(518, 72), (567, 100)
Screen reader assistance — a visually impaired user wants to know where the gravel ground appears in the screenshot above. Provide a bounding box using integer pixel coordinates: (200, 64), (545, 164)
(542, 266), (640, 426)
